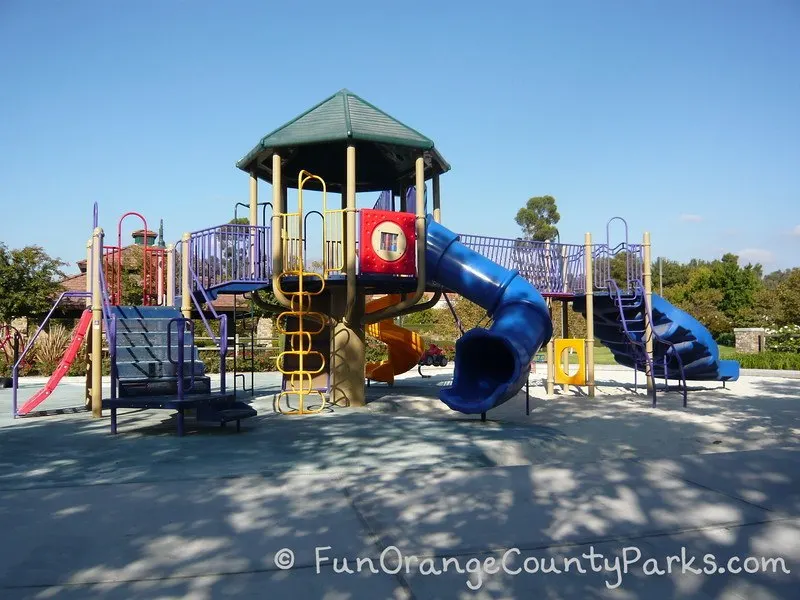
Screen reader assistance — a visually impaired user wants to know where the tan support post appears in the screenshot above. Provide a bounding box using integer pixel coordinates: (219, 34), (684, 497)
(85, 239), (93, 308)
(584, 232), (595, 397)
(181, 232), (191, 320)
(166, 243), (175, 307)
(249, 172), (258, 226)
(330, 144), (366, 408)
(643, 231), (654, 392)
(345, 145), (357, 321)
(270, 152), (291, 307)
(156, 252), (165, 305)
(249, 172), (258, 276)
(432, 173), (441, 223)
(91, 227), (103, 417)
(362, 155), (427, 324)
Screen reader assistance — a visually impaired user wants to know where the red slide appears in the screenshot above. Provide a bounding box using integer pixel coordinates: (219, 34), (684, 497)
(18, 309), (93, 416)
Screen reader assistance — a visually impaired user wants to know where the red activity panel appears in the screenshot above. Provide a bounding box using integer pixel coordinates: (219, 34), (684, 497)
(359, 209), (416, 275)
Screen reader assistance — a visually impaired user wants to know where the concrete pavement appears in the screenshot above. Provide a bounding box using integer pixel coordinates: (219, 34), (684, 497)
(0, 367), (797, 599)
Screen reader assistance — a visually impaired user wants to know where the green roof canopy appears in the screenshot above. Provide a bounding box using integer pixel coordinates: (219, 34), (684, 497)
(236, 89), (450, 192)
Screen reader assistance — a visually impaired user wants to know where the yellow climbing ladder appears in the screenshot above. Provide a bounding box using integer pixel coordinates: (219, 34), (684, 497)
(274, 170), (328, 415)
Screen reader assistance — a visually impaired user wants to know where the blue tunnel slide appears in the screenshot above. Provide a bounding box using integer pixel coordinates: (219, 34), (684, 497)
(423, 217), (738, 415)
(424, 217), (553, 414)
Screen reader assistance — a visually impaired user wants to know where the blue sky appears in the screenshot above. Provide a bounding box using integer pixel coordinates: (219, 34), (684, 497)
(1, 0), (798, 274)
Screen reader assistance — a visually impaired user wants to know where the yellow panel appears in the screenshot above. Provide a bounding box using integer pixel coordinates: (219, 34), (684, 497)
(554, 338), (586, 386)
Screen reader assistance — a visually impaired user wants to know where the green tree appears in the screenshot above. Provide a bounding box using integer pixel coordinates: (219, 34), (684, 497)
(0, 243), (67, 323)
(654, 258), (693, 290)
(776, 268), (800, 325)
(708, 253), (761, 321)
(119, 245), (145, 305)
(515, 195), (560, 241)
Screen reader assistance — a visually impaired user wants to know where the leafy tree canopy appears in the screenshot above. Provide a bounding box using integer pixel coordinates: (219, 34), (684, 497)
(0, 243), (67, 323)
(515, 195), (560, 241)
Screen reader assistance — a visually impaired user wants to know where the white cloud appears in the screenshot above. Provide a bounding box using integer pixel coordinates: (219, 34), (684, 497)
(792, 225), (800, 237)
(679, 214), (703, 223)
(736, 248), (775, 265)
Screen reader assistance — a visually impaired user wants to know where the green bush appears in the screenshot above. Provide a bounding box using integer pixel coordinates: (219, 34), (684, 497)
(730, 351), (800, 370)
(765, 325), (800, 353)
(366, 336), (388, 363)
(403, 309), (435, 327)
(715, 332), (735, 347)
(201, 350), (277, 374)
(33, 324), (72, 375)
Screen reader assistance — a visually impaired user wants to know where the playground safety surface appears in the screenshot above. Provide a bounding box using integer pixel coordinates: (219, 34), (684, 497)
(0, 367), (798, 599)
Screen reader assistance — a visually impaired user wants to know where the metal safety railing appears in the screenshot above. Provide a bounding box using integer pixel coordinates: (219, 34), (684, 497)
(189, 223), (271, 291)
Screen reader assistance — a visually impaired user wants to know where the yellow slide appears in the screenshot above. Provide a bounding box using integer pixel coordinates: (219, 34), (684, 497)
(365, 294), (425, 385)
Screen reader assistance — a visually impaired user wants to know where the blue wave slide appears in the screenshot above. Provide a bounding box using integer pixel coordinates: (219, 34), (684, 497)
(572, 292), (740, 381)
(424, 217), (553, 414)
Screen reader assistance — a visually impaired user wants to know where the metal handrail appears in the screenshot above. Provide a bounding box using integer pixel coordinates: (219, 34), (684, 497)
(188, 262), (228, 394)
(634, 280), (688, 406)
(607, 279), (656, 405)
(167, 317), (196, 400)
(98, 263), (117, 401)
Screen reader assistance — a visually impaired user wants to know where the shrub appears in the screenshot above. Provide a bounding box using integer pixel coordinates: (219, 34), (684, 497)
(765, 324), (800, 354)
(33, 324), (72, 375)
(201, 350), (277, 374)
(366, 336), (388, 363)
(715, 332), (735, 347)
(730, 351), (800, 370)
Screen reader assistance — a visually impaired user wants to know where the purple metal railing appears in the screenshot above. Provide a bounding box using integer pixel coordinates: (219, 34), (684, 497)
(189, 224), (271, 292)
(167, 317), (196, 403)
(188, 262), (228, 395)
(98, 261), (117, 402)
(633, 280), (688, 406)
(458, 233), (587, 295)
(607, 279), (657, 406)
(593, 242), (644, 293)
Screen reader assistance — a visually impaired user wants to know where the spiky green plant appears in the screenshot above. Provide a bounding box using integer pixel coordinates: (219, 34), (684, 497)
(34, 323), (72, 375)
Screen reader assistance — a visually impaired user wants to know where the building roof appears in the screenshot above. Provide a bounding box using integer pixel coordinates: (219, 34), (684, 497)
(236, 89), (450, 192)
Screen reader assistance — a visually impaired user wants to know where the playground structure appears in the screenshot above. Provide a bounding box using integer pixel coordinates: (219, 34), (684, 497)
(10, 89), (740, 431)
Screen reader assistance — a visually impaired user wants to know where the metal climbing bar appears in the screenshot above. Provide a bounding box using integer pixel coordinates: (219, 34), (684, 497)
(273, 170), (329, 415)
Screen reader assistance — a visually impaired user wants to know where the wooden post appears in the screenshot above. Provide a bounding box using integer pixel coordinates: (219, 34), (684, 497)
(181, 233), (191, 320)
(584, 232), (595, 397)
(432, 174), (441, 223)
(330, 145), (366, 407)
(643, 232), (654, 392)
(166, 243), (175, 307)
(91, 227), (103, 417)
